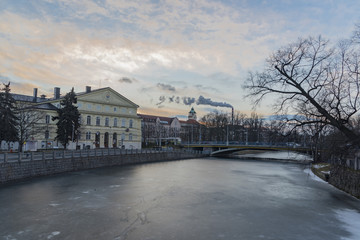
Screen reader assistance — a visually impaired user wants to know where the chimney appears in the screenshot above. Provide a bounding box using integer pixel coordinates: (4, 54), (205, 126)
(54, 87), (60, 99)
(232, 107), (234, 125)
(86, 86), (91, 93)
(40, 94), (46, 100)
(33, 88), (38, 102)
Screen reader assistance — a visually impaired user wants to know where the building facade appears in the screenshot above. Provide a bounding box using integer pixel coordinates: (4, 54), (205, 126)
(5, 86), (141, 151)
(138, 108), (203, 147)
(138, 114), (182, 147)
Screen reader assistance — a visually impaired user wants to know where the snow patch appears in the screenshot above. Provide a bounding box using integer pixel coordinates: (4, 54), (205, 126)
(335, 209), (360, 240)
(49, 203), (60, 207)
(47, 231), (60, 239)
(303, 168), (325, 183)
(69, 197), (81, 200)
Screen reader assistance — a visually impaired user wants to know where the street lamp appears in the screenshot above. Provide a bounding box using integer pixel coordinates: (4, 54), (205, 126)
(71, 122), (74, 149)
(226, 124), (229, 146)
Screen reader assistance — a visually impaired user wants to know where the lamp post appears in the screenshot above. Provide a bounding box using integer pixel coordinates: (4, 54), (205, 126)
(71, 122), (74, 149)
(226, 124), (229, 146)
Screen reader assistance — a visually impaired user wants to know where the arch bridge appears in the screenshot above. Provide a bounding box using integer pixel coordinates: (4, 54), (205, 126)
(183, 143), (312, 157)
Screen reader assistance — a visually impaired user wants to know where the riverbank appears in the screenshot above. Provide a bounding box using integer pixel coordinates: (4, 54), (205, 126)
(311, 163), (360, 199)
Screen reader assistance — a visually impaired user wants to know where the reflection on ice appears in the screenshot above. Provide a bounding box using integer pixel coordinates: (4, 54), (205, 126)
(335, 209), (360, 240)
(236, 151), (312, 161)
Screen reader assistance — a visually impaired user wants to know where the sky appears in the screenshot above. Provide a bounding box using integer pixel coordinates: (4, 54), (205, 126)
(1, 0), (360, 120)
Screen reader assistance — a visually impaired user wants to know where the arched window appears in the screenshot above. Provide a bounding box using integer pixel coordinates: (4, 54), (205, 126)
(87, 116), (91, 125)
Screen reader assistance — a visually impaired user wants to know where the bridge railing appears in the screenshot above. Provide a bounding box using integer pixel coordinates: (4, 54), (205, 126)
(183, 141), (309, 148)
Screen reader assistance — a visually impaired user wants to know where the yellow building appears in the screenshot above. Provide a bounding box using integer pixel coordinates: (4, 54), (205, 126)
(12, 86), (141, 150)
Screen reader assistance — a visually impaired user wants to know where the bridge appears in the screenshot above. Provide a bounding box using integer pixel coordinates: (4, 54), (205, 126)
(182, 142), (312, 156)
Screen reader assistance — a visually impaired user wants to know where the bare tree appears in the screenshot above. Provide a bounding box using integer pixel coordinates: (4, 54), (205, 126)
(16, 103), (44, 152)
(244, 36), (360, 145)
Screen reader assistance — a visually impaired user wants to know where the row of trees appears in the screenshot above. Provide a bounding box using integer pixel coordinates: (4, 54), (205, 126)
(0, 83), (80, 151)
(198, 110), (304, 145)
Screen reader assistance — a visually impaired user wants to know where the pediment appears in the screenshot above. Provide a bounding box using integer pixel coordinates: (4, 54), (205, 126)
(77, 87), (138, 108)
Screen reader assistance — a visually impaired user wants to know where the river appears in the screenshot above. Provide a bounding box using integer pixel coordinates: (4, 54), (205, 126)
(0, 154), (359, 240)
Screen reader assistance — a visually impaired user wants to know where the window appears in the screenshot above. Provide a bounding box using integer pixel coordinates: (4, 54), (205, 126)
(45, 130), (49, 139)
(87, 116), (91, 125)
(96, 105), (101, 110)
(114, 107), (117, 112)
(129, 119), (133, 128)
(86, 132), (91, 140)
(121, 119), (126, 127)
(45, 115), (50, 124)
(78, 132), (81, 140)
(96, 117), (100, 126)
(78, 102), (82, 109)
(105, 106), (110, 111)
(114, 118), (118, 127)
(105, 117), (109, 127)
(121, 133), (125, 140)
(129, 133), (133, 141)
(87, 104), (92, 109)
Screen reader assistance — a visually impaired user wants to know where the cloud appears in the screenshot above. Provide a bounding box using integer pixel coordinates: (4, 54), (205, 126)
(119, 77), (137, 83)
(0, 74), (10, 82)
(157, 83), (176, 92)
(195, 84), (220, 93)
(156, 95), (166, 106)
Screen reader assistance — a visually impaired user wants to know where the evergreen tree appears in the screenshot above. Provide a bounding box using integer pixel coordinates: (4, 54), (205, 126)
(53, 88), (81, 149)
(0, 82), (19, 149)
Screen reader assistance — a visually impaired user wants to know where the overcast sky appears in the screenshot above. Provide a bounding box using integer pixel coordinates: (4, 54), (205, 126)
(1, 0), (359, 119)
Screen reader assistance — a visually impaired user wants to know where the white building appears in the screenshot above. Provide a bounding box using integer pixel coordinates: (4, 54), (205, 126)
(5, 86), (141, 151)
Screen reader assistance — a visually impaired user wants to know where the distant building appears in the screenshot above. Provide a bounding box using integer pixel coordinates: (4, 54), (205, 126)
(188, 107), (197, 120)
(138, 114), (181, 147)
(138, 107), (203, 147)
(4, 86), (141, 151)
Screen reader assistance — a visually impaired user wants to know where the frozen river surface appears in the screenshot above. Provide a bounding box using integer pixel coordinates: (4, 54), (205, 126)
(0, 157), (360, 240)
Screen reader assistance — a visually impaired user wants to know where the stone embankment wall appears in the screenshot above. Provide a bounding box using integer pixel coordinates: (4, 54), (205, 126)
(0, 149), (207, 184)
(329, 165), (360, 198)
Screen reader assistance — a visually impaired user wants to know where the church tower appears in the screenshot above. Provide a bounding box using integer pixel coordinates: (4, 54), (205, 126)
(188, 107), (197, 120)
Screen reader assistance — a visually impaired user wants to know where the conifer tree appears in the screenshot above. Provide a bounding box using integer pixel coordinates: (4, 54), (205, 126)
(0, 82), (19, 150)
(53, 88), (80, 149)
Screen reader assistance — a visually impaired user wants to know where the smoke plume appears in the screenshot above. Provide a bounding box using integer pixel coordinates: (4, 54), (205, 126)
(157, 95), (232, 108)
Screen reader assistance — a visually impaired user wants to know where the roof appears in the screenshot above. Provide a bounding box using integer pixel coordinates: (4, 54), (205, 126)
(138, 114), (178, 125)
(32, 103), (58, 111)
(12, 87), (139, 108)
(180, 119), (201, 125)
(11, 93), (47, 103)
